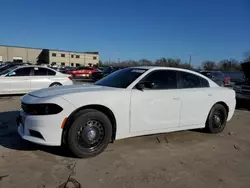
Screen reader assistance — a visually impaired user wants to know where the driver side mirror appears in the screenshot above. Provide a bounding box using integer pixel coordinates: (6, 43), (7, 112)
(7, 71), (16, 77)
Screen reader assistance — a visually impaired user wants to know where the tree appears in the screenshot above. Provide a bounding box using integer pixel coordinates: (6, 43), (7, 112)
(218, 59), (241, 71)
(155, 57), (167, 66)
(202, 61), (216, 70)
(138, 59), (153, 66)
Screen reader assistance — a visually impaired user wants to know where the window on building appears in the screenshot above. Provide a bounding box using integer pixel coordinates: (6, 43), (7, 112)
(71, 55), (74, 58)
(61, 62), (65, 66)
(76, 55), (80, 58)
(61, 54), (65, 57)
(71, 63), (74, 66)
(93, 56), (97, 60)
(51, 62), (57, 66)
(76, 63), (80, 67)
(13, 56), (23, 62)
(52, 53), (56, 57)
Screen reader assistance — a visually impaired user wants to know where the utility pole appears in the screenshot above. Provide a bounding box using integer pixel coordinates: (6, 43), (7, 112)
(189, 55), (192, 67)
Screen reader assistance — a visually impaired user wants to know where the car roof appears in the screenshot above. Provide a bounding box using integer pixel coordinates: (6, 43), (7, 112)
(131, 66), (198, 73)
(15, 65), (55, 69)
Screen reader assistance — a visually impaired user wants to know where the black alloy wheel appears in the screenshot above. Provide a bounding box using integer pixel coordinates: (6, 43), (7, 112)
(76, 119), (105, 152)
(67, 109), (112, 158)
(205, 104), (228, 134)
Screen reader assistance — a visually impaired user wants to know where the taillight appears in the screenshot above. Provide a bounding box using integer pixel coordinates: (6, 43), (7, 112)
(68, 76), (73, 80)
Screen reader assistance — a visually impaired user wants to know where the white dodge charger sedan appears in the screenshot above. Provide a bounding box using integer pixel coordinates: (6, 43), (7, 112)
(0, 65), (73, 94)
(17, 66), (236, 158)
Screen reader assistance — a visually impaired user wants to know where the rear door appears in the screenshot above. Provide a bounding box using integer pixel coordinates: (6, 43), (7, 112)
(177, 71), (213, 127)
(30, 67), (56, 90)
(7, 67), (32, 93)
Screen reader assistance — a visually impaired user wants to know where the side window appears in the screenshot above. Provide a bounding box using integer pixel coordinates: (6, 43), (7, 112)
(14, 67), (31, 76)
(33, 67), (48, 76)
(179, 71), (209, 88)
(200, 77), (209, 87)
(47, 69), (56, 76)
(142, 70), (177, 89)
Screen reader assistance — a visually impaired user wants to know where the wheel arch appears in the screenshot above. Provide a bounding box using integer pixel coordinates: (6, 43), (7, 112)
(213, 101), (229, 114)
(62, 104), (117, 144)
(49, 82), (62, 87)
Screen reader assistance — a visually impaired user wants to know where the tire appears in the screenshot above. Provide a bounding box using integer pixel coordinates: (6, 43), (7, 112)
(49, 83), (62, 87)
(205, 104), (228, 134)
(67, 109), (112, 158)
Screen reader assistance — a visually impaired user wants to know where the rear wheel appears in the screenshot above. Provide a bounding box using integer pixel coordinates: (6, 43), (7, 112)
(49, 83), (62, 87)
(67, 109), (112, 158)
(205, 104), (228, 133)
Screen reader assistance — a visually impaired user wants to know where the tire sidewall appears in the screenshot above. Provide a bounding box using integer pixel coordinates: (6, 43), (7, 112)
(50, 83), (61, 87)
(206, 104), (228, 133)
(67, 110), (112, 158)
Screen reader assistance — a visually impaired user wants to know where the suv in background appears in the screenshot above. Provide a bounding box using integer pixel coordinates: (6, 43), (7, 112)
(233, 62), (250, 109)
(200, 70), (227, 86)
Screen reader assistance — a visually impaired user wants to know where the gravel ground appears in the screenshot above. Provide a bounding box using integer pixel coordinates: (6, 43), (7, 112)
(0, 94), (250, 188)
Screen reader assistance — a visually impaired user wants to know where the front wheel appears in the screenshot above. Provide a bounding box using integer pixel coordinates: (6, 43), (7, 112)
(205, 104), (228, 134)
(67, 109), (112, 158)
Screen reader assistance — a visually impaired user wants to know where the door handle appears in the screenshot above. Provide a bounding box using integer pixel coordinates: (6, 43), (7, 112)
(173, 96), (180, 100)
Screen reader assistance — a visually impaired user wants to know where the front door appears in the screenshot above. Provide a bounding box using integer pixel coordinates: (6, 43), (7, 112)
(130, 70), (181, 133)
(7, 67), (32, 93)
(0, 77), (11, 94)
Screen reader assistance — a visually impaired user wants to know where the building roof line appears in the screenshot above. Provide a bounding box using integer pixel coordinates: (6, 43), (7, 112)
(0, 44), (99, 54)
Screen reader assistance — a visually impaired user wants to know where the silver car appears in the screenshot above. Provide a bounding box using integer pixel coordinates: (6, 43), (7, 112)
(0, 65), (73, 95)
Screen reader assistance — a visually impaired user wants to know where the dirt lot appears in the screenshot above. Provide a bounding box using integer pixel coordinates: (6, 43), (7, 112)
(0, 95), (250, 188)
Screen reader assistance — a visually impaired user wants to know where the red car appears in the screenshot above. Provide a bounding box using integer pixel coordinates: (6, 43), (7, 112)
(66, 66), (99, 79)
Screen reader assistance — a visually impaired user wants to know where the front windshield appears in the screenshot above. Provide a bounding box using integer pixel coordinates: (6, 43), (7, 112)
(95, 67), (148, 88)
(0, 66), (17, 76)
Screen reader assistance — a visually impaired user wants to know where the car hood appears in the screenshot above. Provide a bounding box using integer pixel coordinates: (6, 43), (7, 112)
(241, 62), (250, 79)
(28, 84), (120, 98)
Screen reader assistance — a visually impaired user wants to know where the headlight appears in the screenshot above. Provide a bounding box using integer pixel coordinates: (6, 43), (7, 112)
(21, 103), (63, 115)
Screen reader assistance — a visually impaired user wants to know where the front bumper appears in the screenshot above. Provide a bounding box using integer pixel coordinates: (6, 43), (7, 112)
(17, 109), (64, 146)
(17, 94), (76, 146)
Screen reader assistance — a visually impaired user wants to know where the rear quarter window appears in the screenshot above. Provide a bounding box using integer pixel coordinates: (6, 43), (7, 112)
(178, 71), (209, 88)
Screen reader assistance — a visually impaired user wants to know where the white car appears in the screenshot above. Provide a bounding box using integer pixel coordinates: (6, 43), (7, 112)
(17, 66), (236, 158)
(0, 65), (73, 94)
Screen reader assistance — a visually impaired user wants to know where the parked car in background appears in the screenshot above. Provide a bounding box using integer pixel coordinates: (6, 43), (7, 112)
(0, 65), (73, 95)
(233, 62), (250, 107)
(223, 71), (245, 85)
(66, 66), (100, 79)
(17, 66), (235, 158)
(58, 66), (77, 74)
(200, 70), (228, 86)
(91, 66), (125, 81)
